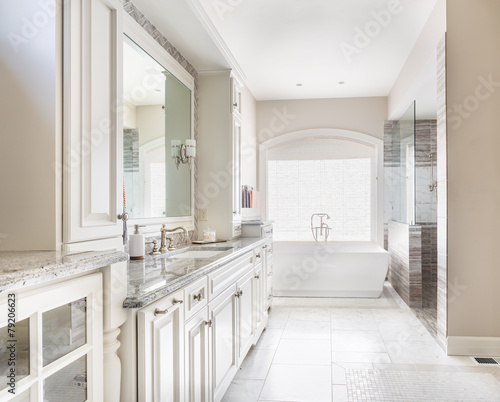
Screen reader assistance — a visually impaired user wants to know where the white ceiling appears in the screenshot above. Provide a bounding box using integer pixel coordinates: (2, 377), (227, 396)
(131, 0), (438, 108)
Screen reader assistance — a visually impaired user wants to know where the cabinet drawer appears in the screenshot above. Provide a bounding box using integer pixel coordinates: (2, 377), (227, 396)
(184, 276), (209, 321)
(208, 252), (253, 300)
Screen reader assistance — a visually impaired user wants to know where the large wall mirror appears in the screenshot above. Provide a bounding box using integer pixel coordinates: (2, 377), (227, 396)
(123, 15), (195, 230)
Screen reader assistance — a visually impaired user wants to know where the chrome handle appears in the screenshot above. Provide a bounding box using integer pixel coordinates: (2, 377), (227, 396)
(193, 293), (203, 302)
(154, 298), (183, 316)
(205, 320), (213, 327)
(117, 212), (129, 222)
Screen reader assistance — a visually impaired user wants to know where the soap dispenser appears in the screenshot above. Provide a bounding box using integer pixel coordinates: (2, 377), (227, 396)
(129, 224), (145, 260)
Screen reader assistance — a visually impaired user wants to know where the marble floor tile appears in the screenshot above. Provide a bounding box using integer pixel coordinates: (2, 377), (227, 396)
(288, 307), (332, 322)
(385, 340), (474, 366)
(259, 364), (332, 402)
(331, 315), (378, 331)
(282, 319), (330, 340)
(221, 379), (264, 402)
(235, 348), (276, 380)
(266, 313), (289, 329)
(332, 385), (348, 402)
(331, 330), (387, 353)
(253, 328), (283, 350)
(274, 338), (331, 366)
(371, 308), (420, 323)
(378, 321), (434, 342)
(223, 282), (497, 402)
(331, 351), (391, 364)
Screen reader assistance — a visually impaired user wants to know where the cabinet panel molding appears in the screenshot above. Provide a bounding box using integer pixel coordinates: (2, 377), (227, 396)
(63, 0), (123, 243)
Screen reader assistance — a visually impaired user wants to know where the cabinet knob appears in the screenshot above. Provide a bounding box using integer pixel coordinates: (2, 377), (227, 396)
(205, 319), (213, 327)
(235, 290), (243, 298)
(254, 274), (260, 279)
(256, 252), (261, 258)
(233, 102), (238, 107)
(193, 293), (203, 302)
(117, 212), (129, 222)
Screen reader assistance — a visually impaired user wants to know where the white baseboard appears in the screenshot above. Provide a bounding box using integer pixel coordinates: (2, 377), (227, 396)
(447, 336), (500, 356)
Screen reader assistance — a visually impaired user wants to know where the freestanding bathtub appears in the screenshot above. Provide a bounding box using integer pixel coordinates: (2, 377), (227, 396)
(273, 242), (389, 298)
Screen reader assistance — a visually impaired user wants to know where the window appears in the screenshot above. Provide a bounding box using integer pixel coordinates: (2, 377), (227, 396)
(266, 136), (376, 242)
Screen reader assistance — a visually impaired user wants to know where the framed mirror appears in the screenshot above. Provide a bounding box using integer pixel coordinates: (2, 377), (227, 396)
(122, 14), (195, 231)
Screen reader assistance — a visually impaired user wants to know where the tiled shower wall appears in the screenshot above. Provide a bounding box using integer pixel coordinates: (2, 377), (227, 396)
(384, 120), (437, 310)
(122, 1), (199, 245)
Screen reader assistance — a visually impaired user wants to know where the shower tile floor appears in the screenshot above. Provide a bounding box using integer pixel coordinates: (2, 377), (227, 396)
(222, 282), (500, 402)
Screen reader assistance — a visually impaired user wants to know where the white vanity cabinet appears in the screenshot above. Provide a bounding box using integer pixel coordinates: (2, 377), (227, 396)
(134, 243), (269, 402)
(138, 289), (185, 402)
(198, 71), (243, 241)
(63, 0), (124, 248)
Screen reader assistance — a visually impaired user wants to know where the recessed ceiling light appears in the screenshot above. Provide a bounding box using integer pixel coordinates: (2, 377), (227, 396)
(296, 83), (303, 87)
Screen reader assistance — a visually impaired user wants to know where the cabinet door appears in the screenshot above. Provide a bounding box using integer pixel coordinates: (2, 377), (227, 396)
(63, 0), (123, 244)
(253, 263), (266, 335)
(209, 286), (237, 402)
(265, 242), (274, 309)
(0, 274), (103, 401)
(237, 271), (255, 361)
(185, 308), (210, 402)
(138, 290), (184, 402)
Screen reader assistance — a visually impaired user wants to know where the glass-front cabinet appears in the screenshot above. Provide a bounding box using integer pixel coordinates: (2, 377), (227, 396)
(0, 274), (102, 401)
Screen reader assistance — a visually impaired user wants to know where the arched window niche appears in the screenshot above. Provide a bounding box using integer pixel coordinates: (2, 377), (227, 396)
(259, 128), (384, 246)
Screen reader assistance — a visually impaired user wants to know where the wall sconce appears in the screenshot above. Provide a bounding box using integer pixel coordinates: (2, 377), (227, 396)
(171, 139), (196, 169)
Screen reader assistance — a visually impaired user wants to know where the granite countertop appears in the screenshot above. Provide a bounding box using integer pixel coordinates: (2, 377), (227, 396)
(0, 250), (128, 293)
(124, 237), (268, 308)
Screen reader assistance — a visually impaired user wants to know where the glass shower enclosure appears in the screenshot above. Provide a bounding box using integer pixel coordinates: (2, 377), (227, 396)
(391, 101), (416, 224)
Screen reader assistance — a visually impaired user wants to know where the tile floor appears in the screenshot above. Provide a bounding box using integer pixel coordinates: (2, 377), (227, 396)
(222, 282), (500, 402)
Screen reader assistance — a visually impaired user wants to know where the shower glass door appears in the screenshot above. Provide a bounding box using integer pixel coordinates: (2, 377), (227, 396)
(391, 101), (416, 224)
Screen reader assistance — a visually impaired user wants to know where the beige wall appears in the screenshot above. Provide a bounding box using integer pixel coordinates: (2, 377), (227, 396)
(388, 0), (446, 119)
(136, 105), (165, 146)
(0, 0), (61, 250)
(446, 0), (500, 338)
(256, 97), (387, 144)
(241, 86), (257, 188)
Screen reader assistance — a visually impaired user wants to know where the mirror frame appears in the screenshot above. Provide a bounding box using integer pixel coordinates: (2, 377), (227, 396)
(123, 13), (195, 234)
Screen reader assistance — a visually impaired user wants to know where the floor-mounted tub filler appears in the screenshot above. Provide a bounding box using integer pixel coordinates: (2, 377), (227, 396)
(273, 241), (389, 298)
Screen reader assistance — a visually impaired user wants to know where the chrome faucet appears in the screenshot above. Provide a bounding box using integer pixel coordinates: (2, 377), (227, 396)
(160, 225), (189, 252)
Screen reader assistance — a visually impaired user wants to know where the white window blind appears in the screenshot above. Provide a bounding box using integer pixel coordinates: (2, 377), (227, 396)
(266, 138), (375, 242)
